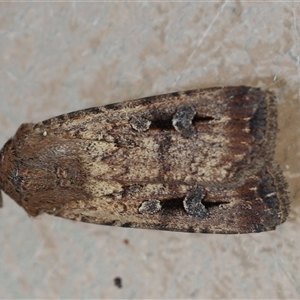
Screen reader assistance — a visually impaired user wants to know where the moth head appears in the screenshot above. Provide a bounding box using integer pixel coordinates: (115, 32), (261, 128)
(0, 136), (22, 210)
(0, 123), (89, 217)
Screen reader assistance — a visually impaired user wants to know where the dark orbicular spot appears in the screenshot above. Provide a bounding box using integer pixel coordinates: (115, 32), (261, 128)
(138, 199), (162, 214)
(129, 116), (151, 132)
(183, 187), (208, 218)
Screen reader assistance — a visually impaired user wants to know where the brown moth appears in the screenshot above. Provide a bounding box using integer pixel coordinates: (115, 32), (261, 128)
(0, 86), (289, 233)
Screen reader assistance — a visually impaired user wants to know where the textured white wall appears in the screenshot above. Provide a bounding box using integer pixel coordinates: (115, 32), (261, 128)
(0, 2), (299, 299)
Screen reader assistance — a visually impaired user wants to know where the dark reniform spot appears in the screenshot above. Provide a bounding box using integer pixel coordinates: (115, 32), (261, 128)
(172, 105), (197, 138)
(183, 187), (208, 218)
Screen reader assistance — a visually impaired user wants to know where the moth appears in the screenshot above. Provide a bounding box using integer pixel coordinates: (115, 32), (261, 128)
(0, 86), (289, 234)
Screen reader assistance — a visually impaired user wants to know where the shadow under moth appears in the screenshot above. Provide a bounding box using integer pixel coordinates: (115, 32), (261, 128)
(0, 86), (289, 234)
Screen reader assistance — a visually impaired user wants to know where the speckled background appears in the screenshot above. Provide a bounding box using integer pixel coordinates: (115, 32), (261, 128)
(0, 2), (300, 299)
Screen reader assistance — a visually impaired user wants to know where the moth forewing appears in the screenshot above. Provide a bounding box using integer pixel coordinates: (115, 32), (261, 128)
(0, 86), (289, 233)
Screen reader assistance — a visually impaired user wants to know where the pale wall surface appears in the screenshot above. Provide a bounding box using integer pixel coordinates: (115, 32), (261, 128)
(0, 2), (300, 299)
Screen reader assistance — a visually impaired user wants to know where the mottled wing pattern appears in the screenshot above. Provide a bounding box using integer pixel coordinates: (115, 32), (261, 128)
(0, 86), (289, 233)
